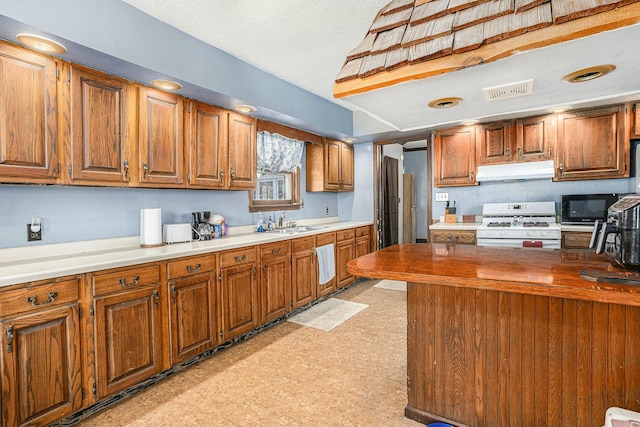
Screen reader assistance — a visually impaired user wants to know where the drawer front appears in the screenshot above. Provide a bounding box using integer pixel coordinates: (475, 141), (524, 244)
(0, 277), (80, 318)
(291, 236), (314, 252)
(336, 228), (355, 242)
(167, 254), (216, 280)
(260, 241), (291, 262)
(355, 226), (370, 238)
(315, 232), (335, 248)
(220, 247), (257, 268)
(432, 231), (476, 245)
(92, 263), (161, 296)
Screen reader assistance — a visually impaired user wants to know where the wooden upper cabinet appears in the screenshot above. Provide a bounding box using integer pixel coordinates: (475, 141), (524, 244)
(633, 102), (640, 138)
(556, 105), (628, 181)
(186, 101), (228, 189)
(477, 121), (512, 165)
(434, 125), (478, 187)
(138, 86), (184, 186)
(515, 114), (555, 162)
(227, 112), (256, 189)
(306, 139), (354, 192)
(0, 41), (58, 183)
(68, 65), (133, 185)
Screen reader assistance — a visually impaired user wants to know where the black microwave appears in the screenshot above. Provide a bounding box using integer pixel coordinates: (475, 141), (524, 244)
(561, 193), (623, 224)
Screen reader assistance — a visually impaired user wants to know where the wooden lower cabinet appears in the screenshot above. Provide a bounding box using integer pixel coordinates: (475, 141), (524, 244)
(355, 225), (373, 258)
(562, 231), (593, 249)
(167, 254), (218, 365)
(259, 241), (292, 323)
(91, 264), (163, 399)
(336, 229), (356, 289)
(291, 236), (317, 309)
(0, 276), (82, 427)
(220, 247), (259, 341)
(430, 229), (477, 245)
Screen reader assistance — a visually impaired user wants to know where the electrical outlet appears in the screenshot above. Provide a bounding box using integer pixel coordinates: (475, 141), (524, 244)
(436, 192), (449, 202)
(27, 224), (42, 241)
(325, 206), (329, 215)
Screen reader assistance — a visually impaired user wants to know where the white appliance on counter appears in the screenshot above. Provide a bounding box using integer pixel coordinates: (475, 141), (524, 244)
(476, 201), (561, 249)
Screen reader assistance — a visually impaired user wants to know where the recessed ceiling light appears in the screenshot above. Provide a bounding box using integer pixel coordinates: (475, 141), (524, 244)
(235, 105), (257, 113)
(562, 65), (616, 83)
(428, 97), (462, 109)
(343, 137), (356, 143)
(17, 34), (67, 54)
(151, 79), (182, 91)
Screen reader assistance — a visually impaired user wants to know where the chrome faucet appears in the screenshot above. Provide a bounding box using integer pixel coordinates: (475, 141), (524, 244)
(278, 212), (286, 228)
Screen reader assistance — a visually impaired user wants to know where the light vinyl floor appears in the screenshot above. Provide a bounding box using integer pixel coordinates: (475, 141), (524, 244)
(77, 280), (422, 427)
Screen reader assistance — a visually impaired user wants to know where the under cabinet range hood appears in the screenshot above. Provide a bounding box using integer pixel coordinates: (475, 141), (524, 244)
(476, 160), (555, 182)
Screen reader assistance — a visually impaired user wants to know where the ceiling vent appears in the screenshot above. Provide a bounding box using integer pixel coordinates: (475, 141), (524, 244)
(483, 79), (534, 102)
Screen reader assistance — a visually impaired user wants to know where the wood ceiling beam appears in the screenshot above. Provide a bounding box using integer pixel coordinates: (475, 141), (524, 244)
(333, 3), (640, 99)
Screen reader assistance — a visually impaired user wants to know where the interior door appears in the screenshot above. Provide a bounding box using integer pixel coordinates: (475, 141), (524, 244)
(382, 156), (399, 248)
(403, 173), (416, 243)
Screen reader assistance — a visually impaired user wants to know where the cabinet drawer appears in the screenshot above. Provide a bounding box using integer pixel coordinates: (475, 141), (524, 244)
(0, 277), (80, 318)
(431, 230), (476, 245)
(220, 247), (257, 268)
(92, 263), (161, 296)
(562, 232), (592, 249)
(260, 241), (291, 261)
(316, 232), (336, 248)
(291, 236), (314, 252)
(355, 226), (370, 238)
(336, 229), (355, 242)
(167, 254), (216, 280)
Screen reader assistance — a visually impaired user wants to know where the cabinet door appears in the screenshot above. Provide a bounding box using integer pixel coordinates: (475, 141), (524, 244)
(633, 102), (640, 138)
(138, 87), (184, 186)
(1, 306), (81, 427)
(477, 121), (512, 165)
(227, 112), (256, 189)
(515, 115), (555, 162)
(340, 142), (354, 191)
(355, 236), (371, 258)
(315, 233), (337, 298)
(336, 239), (355, 289)
(94, 286), (162, 398)
(556, 105), (628, 180)
(186, 101), (227, 188)
(168, 273), (217, 365)
(221, 263), (258, 340)
(324, 139), (342, 191)
(69, 66), (132, 184)
(434, 126), (478, 187)
(0, 42), (58, 182)
(292, 247), (316, 309)
(260, 256), (291, 323)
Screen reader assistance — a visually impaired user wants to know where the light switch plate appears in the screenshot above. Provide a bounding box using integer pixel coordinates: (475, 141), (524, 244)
(436, 192), (449, 202)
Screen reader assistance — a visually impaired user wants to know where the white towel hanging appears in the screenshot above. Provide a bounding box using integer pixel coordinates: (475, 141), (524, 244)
(315, 244), (335, 285)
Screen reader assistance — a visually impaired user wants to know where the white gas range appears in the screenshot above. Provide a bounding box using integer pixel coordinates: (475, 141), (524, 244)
(476, 201), (561, 249)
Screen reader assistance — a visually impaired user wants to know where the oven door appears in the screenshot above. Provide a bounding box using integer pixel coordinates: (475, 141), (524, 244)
(477, 238), (561, 249)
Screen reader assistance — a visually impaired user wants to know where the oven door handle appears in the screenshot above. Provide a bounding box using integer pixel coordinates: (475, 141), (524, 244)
(589, 219), (602, 249)
(595, 222), (618, 254)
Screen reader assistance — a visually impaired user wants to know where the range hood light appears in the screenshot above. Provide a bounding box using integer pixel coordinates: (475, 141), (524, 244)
(476, 160), (555, 182)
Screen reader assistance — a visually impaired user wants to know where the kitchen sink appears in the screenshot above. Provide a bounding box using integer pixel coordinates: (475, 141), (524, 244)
(260, 225), (328, 234)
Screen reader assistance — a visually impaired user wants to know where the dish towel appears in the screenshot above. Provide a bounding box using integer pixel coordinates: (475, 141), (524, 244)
(316, 244), (335, 285)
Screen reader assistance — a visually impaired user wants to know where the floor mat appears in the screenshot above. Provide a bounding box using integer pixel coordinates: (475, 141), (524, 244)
(287, 298), (368, 332)
(373, 279), (407, 291)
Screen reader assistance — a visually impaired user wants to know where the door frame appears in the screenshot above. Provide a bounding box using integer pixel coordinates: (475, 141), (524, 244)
(373, 136), (433, 249)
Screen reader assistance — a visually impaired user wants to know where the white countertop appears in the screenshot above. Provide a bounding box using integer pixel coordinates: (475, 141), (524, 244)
(0, 218), (372, 288)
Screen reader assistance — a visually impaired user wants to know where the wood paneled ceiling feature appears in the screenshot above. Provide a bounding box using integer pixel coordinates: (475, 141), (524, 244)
(334, 0), (640, 98)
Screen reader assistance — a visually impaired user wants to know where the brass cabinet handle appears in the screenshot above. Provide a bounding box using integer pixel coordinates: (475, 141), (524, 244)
(559, 164), (564, 174)
(219, 169), (224, 183)
(142, 162), (148, 179)
(186, 263), (201, 273)
(5, 326), (14, 353)
(123, 160), (129, 179)
(230, 169), (236, 184)
(171, 285), (177, 304)
(26, 292), (58, 306)
(271, 248), (282, 255)
(119, 276), (139, 287)
(152, 290), (159, 309)
(234, 255), (247, 263)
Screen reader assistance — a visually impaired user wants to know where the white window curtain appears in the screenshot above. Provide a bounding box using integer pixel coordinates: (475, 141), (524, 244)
(257, 131), (304, 177)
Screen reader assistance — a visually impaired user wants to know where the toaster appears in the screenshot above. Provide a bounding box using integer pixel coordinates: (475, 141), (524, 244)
(163, 223), (193, 244)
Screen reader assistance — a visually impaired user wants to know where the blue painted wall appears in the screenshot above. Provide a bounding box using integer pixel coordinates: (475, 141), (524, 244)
(339, 142), (374, 222)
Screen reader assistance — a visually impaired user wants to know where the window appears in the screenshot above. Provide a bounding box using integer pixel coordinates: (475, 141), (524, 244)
(249, 130), (303, 212)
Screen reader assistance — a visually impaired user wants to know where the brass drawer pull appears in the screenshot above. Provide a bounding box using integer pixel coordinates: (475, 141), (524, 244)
(26, 292), (58, 306)
(186, 263), (201, 273)
(271, 248), (282, 255)
(119, 276), (139, 287)
(234, 255), (247, 263)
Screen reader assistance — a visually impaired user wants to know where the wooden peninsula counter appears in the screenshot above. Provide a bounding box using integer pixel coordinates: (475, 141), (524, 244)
(347, 243), (640, 427)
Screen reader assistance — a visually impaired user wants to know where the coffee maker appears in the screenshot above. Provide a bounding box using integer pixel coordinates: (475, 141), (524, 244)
(192, 211), (215, 240)
(594, 194), (640, 271)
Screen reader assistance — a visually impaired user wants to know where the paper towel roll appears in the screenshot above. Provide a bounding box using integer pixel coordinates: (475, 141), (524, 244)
(140, 208), (163, 247)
